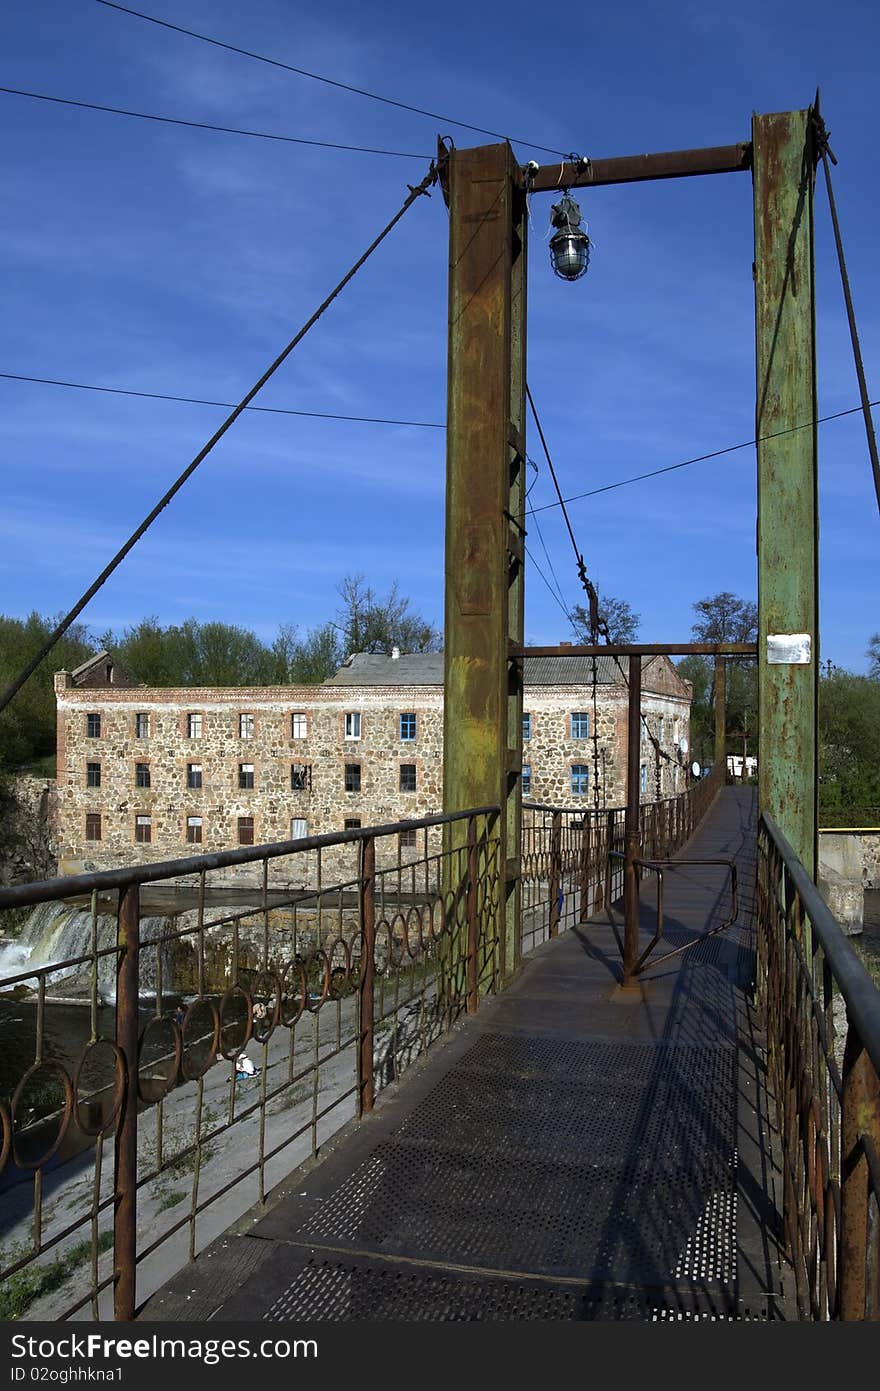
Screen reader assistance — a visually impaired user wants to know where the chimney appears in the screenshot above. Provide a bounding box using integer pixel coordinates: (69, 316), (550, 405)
(391, 646), (400, 660)
(559, 641), (572, 648)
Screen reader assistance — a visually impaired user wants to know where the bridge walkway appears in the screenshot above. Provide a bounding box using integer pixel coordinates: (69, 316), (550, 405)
(141, 786), (792, 1322)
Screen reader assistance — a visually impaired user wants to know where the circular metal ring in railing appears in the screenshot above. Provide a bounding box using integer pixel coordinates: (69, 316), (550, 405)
(11, 1061), (75, 1171)
(180, 997), (220, 1081)
(218, 984), (253, 1060)
(0, 1100), (12, 1176)
(73, 1038), (126, 1136)
(137, 1015), (183, 1104)
(249, 970), (281, 1042)
(279, 958), (308, 1028)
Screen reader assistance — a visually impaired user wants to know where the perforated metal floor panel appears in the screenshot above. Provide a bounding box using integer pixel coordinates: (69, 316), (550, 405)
(141, 791), (787, 1325)
(283, 1035), (738, 1285)
(260, 1253), (776, 1322)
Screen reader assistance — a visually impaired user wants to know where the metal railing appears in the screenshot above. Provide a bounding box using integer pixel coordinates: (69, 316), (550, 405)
(756, 813), (880, 1320)
(0, 808), (500, 1321)
(0, 774), (724, 1323)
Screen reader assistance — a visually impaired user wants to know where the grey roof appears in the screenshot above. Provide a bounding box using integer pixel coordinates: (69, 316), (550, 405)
(69, 650), (111, 681)
(326, 651), (658, 688)
(327, 652), (445, 685)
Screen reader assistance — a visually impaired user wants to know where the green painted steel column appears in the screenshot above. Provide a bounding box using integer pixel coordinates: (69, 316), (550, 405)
(753, 107), (818, 878)
(443, 142), (521, 974)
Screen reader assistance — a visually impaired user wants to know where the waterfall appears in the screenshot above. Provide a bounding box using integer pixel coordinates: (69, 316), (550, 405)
(0, 903), (173, 1001)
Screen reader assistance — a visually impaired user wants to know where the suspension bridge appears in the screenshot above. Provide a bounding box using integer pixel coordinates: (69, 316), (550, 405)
(0, 98), (878, 1323)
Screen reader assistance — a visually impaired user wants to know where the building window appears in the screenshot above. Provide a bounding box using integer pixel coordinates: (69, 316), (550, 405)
(399, 764), (417, 792)
(570, 712), (590, 739)
(570, 764), (590, 796)
(641, 718), (647, 745)
(186, 816), (203, 844)
(135, 763), (150, 789)
(239, 713), (254, 738)
(86, 713), (101, 738)
(640, 764), (648, 793)
(399, 712), (417, 741)
(344, 818), (361, 830)
(521, 763), (531, 796)
(187, 712), (203, 738)
(291, 712), (307, 739)
(523, 713), (532, 741)
(238, 816), (254, 845)
(135, 814), (152, 844)
(290, 818), (307, 840)
(344, 712), (361, 740)
(105, 662), (114, 684)
(399, 828), (417, 849)
(135, 712), (149, 739)
(187, 763), (202, 789)
(238, 763), (255, 789)
(87, 762), (101, 788)
(290, 763), (311, 792)
(85, 813), (102, 841)
(344, 763), (361, 792)
(658, 716), (665, 744)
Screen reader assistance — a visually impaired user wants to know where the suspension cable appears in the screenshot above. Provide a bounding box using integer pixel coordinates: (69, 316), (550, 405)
(812, 110), (880, 518)
(525, 383), (608, 644)
(0, 162), (438, 717)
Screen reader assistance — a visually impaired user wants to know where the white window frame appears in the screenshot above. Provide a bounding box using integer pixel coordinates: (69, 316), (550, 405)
(290, 818), (308, 840)
(344, 712), (362, 740)
(570, 712), (590, 739)
(187, 712), (203, 739)
(291, 712), (307, 739)
(239, 712), (255, 739)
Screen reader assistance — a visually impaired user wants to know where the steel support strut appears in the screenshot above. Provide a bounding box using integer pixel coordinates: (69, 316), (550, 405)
(443, 142), (525, 975)
(622, 656), (642, 987)
(753, 107), (819, 877)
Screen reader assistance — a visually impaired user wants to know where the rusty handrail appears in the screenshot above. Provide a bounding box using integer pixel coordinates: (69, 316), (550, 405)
(757, 812), (880, 1320)
(0, 805), (501, 911)
(608, 852), (738, 975)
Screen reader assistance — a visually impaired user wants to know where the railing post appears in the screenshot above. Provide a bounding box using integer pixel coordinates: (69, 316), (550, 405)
(358, 834), (376, 1116)
(114, 882), (140, 1322)
(622, 655), (642, 988)
(548, 811), (562, 937)
(465, 815), (479, 1012)
(602, 808), (615, 910)
(840, 1027), (880, 1319)
(579, 813), (592, 922)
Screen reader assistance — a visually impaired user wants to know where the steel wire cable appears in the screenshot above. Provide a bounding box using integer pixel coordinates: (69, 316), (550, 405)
(95, 0), (571, 159)
(0, 162), (438, 717)
(813, 111), (880, 518)
(0, 85), (430, 160)
(526, 398), (880, 515)
(0, 373), (444, 429)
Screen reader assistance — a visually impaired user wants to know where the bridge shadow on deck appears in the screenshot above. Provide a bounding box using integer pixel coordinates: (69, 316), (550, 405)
(141, 787), (791, 1322)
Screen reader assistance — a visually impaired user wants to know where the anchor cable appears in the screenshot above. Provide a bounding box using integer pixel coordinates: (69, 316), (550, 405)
(0, 162), (438, 717)
(812, 109), (880, 518)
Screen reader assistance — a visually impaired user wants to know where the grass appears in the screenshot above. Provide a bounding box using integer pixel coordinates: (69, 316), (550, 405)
(156, 1189), (187, 1213)
(0, 1230), (113, 1319)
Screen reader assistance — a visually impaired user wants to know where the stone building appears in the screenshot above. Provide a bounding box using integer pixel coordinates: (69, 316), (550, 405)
(54, 648), (691, 881)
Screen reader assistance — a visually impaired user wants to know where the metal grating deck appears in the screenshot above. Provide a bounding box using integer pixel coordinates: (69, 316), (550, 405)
(140, 788), (788, 1323)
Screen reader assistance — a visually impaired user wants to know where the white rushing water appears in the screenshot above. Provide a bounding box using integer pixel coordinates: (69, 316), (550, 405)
(0, 902), (172, 999)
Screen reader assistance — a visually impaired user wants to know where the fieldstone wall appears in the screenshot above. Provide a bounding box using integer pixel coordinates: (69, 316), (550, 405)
(55, 667), (690, 886)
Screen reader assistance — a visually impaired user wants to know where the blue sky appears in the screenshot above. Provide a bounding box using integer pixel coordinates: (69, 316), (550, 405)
(1, 0), (877, 672)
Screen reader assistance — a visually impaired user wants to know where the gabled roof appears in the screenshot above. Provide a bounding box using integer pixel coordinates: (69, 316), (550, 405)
(67, 650), (137, 689)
